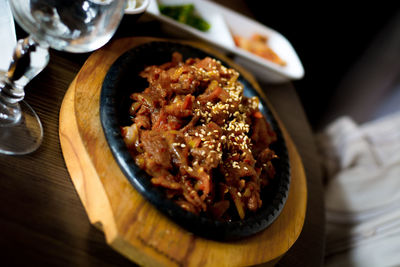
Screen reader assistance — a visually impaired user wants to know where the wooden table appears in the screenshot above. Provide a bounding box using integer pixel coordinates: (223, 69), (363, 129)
(0, 5), (325, 267)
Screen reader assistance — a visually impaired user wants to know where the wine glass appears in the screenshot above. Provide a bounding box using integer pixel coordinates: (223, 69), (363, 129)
(0, 0), (127, 155)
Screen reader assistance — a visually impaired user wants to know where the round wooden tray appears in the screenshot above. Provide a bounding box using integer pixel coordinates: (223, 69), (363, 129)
(59, 37), (307, 267)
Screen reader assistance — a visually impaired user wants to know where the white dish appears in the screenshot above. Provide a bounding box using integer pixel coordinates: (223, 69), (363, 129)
(129, 0), (304, 83)
(125, 0), (150, 15)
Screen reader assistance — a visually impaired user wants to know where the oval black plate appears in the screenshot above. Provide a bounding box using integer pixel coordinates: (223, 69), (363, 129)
(100, 41), (290, 240)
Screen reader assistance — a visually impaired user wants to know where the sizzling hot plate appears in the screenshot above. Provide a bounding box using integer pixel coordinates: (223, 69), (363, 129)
(100, 41), (290, 240)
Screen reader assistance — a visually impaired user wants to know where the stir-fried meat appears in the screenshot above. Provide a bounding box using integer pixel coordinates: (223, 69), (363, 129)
(121, 52), (278, 220)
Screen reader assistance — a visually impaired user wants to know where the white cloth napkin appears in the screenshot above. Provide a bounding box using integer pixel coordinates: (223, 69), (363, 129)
(316, 111), (400, 267)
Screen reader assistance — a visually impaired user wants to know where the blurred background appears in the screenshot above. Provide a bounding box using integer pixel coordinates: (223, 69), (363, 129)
(242, 3), (400, 266)
(244, 2), (400, 130)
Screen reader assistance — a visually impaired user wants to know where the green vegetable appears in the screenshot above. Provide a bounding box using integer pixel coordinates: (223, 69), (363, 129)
(159, 4), (211, 32)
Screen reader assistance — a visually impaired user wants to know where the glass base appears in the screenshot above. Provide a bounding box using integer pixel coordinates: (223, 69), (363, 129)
(0, 100), (43, 155)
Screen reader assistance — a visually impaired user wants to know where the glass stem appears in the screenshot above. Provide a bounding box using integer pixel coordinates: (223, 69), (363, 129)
(0, 35), (49, 125)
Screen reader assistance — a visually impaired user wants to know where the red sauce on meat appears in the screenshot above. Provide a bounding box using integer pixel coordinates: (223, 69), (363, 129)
(121, 52), (277, 220)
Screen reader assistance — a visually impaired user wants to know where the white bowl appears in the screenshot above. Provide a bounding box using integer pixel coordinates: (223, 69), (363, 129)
(125, 0), (150, 15)
(137, 0), (304, 83)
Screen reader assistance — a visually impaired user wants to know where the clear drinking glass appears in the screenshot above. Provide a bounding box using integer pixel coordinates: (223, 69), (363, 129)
(0, 0), (127, 155)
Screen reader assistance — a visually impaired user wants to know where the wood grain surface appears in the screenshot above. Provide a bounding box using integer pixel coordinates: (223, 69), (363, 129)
(0, 5), (325, 265)
(59, 37), (307, 266)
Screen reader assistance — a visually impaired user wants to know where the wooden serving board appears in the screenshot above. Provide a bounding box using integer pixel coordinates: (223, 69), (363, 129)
(59, 37), (307, 267)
